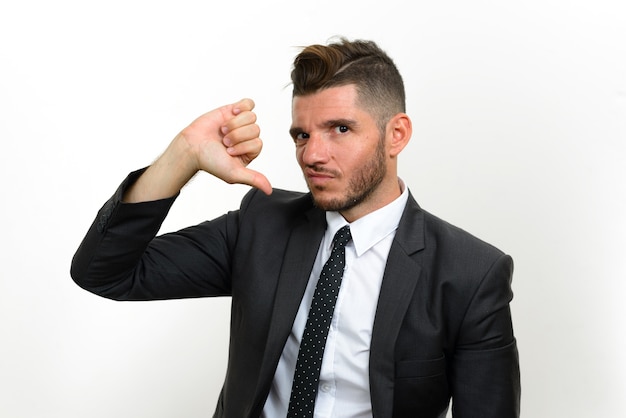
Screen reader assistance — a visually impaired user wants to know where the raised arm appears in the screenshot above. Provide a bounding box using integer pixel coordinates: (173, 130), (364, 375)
(71, 98), (272, 300)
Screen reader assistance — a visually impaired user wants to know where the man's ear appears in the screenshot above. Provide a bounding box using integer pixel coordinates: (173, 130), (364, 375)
(387, 113), (412, 157)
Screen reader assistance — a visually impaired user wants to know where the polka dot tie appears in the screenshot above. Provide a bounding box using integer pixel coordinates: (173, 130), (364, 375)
(287, 225), (352, 418)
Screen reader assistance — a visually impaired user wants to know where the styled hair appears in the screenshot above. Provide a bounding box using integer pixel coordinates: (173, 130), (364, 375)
(291, 38), (406, 133)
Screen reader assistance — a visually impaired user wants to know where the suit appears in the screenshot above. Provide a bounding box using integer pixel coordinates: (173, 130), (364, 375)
(71, 169), (520, 418)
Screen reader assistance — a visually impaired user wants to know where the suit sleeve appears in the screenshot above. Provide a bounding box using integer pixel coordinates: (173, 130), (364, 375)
(70, 169), (239, 300)
(450, 254), (521, 418)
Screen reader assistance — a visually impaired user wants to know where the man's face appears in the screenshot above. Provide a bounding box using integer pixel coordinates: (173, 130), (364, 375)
(291, 84), (395, 221)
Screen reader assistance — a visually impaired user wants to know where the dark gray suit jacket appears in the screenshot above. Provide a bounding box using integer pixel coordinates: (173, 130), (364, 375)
(71, 169), (520, 418)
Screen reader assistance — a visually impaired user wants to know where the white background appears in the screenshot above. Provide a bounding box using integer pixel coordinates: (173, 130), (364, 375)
(1, 1), (625, 417)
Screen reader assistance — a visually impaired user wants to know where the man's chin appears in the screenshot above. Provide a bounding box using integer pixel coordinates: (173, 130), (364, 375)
(310, 192), (354, 213)
(310, 192), (335, 211)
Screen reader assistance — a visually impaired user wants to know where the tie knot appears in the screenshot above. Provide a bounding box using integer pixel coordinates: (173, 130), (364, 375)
(333, 225), (352, 249)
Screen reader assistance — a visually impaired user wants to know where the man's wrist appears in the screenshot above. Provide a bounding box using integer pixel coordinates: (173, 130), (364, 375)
(123, 136), (198, 203)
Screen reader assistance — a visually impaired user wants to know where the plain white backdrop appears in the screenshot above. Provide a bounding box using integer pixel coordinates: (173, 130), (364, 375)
(1, 1), (624, 417)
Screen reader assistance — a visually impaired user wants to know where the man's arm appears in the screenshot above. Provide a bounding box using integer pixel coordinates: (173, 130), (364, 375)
(450, 254), (521, 417)
(71, 98), (272, 299)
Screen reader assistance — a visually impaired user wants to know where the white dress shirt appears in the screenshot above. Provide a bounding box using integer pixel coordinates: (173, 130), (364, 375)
(262, 181), (409, 418)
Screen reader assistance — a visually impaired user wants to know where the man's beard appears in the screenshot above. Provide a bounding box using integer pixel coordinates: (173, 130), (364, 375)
(308, 136), (387, 213)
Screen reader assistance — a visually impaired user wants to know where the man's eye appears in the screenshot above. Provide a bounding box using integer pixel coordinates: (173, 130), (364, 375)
(334, 125), (349, 134)
(295, 132), (310, 140)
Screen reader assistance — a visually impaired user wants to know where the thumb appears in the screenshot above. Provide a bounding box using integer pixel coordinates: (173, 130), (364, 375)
(237, 167), (273, 195)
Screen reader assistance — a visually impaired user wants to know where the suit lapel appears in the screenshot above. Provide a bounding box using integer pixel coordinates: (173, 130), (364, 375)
(250, 205), (326, 415)
(369, 194), (425, 418)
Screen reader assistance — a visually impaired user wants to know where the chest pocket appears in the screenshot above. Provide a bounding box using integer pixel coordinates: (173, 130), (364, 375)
(393, 356), (449, 417)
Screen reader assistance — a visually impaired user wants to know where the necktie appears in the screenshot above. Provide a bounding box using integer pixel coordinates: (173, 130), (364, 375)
(287, 225), (352, 418)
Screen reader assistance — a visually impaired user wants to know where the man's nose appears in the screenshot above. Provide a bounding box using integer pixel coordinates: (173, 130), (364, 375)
(300, 134), (329, 165)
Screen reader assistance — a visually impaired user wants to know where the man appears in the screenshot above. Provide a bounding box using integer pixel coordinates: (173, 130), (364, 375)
(71, 38), (520, 417)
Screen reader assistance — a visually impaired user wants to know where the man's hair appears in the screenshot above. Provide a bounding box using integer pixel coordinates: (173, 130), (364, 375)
(291, 38), (406, 133)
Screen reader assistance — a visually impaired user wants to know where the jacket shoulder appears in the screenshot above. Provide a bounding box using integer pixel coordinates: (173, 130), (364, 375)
(421, 208), (506, 260)
(240, 188), (317, 219)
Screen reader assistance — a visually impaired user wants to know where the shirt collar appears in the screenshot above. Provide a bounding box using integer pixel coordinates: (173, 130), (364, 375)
(325, 179), (409, 257)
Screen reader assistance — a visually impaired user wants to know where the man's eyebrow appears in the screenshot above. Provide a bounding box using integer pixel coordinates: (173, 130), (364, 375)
(323, 118), (358, 128)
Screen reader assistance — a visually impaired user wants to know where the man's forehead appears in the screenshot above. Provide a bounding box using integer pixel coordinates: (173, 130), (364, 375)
(291, 86), (362, 121)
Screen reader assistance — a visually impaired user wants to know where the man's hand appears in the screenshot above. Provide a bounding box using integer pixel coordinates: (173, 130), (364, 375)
(124, 98), (272, 203)
(180, 98), (272, 195)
